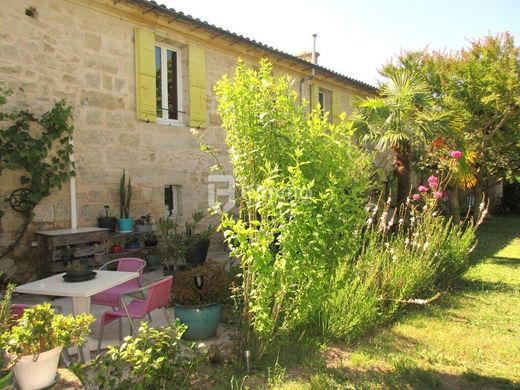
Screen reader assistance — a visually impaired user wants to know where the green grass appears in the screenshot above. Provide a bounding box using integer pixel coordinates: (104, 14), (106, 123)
(208, 215), (520, 389)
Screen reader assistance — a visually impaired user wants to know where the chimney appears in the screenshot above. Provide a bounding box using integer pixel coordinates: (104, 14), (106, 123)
(296, 34), (319, 64)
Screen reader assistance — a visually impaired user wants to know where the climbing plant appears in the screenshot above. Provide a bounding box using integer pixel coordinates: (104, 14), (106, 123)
(0, 86), (75, 258)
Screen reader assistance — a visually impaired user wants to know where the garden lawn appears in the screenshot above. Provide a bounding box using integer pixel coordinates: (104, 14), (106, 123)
(217, 215), (520, 389)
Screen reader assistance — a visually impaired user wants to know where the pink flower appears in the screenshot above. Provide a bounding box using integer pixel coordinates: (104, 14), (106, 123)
(427, 175), (439, 189)
(412, 193), (421, 201)
(418, 185), (428, 193)
(450, 150), (462, 159)
(434, 191), (443, 199)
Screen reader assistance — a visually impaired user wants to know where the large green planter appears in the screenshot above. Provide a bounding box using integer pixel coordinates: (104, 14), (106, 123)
(174, 302), (222, 340)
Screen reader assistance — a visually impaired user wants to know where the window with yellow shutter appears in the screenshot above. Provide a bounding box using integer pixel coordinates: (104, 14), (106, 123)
(155, 44), (183, 124)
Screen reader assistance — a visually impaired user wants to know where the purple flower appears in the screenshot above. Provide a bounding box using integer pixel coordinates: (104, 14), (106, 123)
(418, 185), (428, 193)
(450, 150), (462, 159)
(412, 193), (421, 201)
(428, 175), (439, 189)
(434, 191), (443, 199)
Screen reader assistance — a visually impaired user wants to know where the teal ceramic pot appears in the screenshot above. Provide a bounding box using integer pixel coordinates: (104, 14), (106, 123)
(117, 218), (134, 233)
(174, 302), (222, 340)
(144, 254), (160, 267)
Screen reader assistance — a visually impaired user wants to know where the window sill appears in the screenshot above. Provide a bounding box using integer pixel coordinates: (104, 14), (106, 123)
(157, 118), (185, 127)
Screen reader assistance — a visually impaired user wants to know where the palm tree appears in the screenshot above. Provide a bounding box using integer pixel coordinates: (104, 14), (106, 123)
(354, 69), (451, 206)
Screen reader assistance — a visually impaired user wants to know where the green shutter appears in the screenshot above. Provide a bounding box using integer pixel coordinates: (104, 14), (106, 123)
(135, 28), (156, 122)
(189, 45), (207, 128)
(332, 90), (341, 124)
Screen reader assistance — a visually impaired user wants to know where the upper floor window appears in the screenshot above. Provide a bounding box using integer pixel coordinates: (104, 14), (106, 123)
(318, 88), (333, 122)
(155, 45), (183, 124)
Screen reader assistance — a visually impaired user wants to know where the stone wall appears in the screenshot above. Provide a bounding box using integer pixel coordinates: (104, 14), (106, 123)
(0, 0), (373, 281)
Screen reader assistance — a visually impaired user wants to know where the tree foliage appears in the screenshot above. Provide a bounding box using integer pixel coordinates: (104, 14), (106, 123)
(353, 69), (452, 206)
(215, 59), (372, 356)
(382, 33), (520, 215)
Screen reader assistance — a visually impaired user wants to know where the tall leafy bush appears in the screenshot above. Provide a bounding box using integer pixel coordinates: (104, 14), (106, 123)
(215, 60), (372, 356)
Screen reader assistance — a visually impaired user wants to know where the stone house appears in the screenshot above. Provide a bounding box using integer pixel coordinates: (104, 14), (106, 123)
(0, 0), (376, 281)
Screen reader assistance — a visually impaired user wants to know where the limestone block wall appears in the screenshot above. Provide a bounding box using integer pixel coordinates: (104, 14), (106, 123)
(0, 0), (373, 281)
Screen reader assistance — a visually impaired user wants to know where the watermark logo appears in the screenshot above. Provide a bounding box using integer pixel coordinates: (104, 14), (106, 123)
(208, 175), (236, 212)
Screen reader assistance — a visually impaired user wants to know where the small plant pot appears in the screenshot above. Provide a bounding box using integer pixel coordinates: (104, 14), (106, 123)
(135, 224), (153, 233)
(144, 239), (157, 248)
(174, 303), (222, 340)
(13, 346), (62, 390)
(97, 216), (117, 233)
(118, 218), (134, 233)
(65, 269), (92, 278)
(144, 254), (160, 267)
(186, 239), (210, 267)
(125, 241), (141, 250)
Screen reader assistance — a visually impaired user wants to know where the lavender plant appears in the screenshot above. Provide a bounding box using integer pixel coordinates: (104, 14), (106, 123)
(323, 179), (483, 340)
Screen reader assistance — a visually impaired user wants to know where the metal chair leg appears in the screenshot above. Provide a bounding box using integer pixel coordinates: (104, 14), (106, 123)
(118, 318), (123, 343)
(162, 307), (171, 323)
(97, 321), (105, 353)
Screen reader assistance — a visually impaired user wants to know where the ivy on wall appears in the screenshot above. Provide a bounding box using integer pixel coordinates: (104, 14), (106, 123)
(0, 87), (75, 258)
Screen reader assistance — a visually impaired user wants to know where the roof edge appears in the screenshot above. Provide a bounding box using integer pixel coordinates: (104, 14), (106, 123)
(126, 0), (378, 93)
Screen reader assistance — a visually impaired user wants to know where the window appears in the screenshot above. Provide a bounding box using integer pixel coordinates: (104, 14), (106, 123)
(155, 45), (183, 124)
(164, 184), (182, 218)
(318, 88), (332, 122)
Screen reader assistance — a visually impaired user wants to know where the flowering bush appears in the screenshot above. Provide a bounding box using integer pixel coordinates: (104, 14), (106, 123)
(322, 191), (483, 340)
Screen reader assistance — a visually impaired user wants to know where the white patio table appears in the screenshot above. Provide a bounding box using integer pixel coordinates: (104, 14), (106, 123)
(14, 270), (139, 361)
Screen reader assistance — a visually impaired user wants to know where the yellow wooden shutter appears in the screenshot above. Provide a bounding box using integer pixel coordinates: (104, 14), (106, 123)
(189, 45), (207, 128)
(135, 28), (156, 122)
(332, 90), (341, 124)
(310, 83), (320, 110)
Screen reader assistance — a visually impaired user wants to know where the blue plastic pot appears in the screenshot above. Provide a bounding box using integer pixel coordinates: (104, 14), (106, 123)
(117, 218), (134, 233)
(174, 302), (222, 340)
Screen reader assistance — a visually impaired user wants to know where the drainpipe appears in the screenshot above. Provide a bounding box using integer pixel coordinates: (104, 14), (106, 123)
(70, 138), (77, 229)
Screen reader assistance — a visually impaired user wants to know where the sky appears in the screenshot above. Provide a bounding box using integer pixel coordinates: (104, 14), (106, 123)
(160, 0), (520, 86)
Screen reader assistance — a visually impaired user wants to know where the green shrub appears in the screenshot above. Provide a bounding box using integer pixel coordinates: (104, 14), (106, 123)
(91, 321), (203, 389)
(215, 59), (372, 357)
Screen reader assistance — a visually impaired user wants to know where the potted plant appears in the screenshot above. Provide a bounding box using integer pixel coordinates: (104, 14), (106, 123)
(125, 237), (141, 251)
(157, 211), (215, 274)
(185, 212), (215, 267)
(1, 303), (94, 390)
(135, 213), (153, 233)
(93, 243), (106, 265)
(98, 205), (117, 233)
(170, 261), (230, 340)
(0, 284), (15, 389)
(144, 232), (158, 247)
(156, 217), (188, 275)
(118, 169), (133, 233)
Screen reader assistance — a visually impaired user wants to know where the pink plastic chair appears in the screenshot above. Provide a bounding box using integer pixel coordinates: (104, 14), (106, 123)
(91, 258), (146, 308)
(97, 276), (173, 352)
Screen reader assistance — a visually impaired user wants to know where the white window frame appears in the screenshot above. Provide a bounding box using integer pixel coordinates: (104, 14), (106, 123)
(156, 44), (184, 126)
